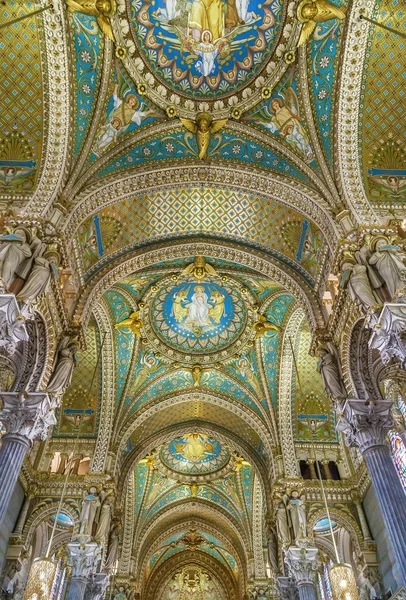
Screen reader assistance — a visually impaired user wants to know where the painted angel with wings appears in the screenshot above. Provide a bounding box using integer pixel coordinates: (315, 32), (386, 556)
(66, 0), (116, 39)
(297, 0), (347, 46)
(180, 112), (228, 159)
(93, 73), (156, 155)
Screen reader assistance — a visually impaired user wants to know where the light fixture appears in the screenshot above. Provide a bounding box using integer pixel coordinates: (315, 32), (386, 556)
(288, 337), (359, 600)
(329, 564), (359, 600)
(23, 334), (107, 600)
(23, 557), (58, 600)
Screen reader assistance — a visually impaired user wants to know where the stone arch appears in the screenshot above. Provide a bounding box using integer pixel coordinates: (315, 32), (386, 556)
(345, 318), (382, 400)
(71, 239), (326, 332)
(64, 162), (338, 240)
(137, 514), (246, 593)
(22, 500), (79, 549)
(278, 307), (305, 477)
(114, 390), (275, 481)
(307, 506), (364, 560)
(144, 549), (238, 600)
(11, 311), (49, 393)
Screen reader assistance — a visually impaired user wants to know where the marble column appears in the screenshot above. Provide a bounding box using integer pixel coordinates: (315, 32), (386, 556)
(66, 541), (102, 600)
(337, 398), (406, 584)
(285, 546), (318, 600)
(354, 500), (373, 543)
(0, 392), (56, 527)
(12, 493), (33, 536)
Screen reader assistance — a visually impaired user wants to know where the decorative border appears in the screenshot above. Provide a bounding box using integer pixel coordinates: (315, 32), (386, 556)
(71, 240), (326, 334)
(252, 475), (266, 578)
(24, 0), (72, 217)
(119, 470), (136, 574)
(278, 307), (304, 477)
(90, 300), (116, 472)
(335, 0), (379, 224)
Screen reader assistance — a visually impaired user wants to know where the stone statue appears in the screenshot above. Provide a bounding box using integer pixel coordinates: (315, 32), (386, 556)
(287, 491), (307, 541)
(317, 342), (346, 401)
(0, 229), (32, 289)
(341, 261), (381, 312)
(79, 487), (101, 536)
(47, 336), (77, 394)
(18, 254), (53, 302)
(105, 524), (120, 570)
(95, 490), (113, 539)
(358, 572), (377, 600)
(275, 501), (291, 545)
(266, 523), (278, 573)
(369, 239), (406, 299)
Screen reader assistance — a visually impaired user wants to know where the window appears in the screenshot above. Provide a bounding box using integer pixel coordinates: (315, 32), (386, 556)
(388, 431), (406, 492)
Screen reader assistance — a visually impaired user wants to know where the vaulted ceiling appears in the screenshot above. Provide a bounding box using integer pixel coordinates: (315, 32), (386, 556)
(1, 0), (404, 594)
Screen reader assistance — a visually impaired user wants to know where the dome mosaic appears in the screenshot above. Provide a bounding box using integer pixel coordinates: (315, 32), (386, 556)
(112, 0), (297, 115)
(160, 433), (230, 475)
(139, 270), (257, 364)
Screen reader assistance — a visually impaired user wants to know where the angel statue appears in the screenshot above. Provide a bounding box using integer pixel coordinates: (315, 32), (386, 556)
(181, 256), (218, 280)
(66, 0), (116, 40)
(297, 0), (347, 46)
(180, 112), (228, 159)
(115, 311), (143, 337)
(317, 341), (347, 403)
(254, 313), (280, 338)
(47, 336), (78, 394)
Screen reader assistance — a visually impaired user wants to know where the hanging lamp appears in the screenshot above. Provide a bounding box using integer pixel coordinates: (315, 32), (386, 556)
(289, 337), (359, 600)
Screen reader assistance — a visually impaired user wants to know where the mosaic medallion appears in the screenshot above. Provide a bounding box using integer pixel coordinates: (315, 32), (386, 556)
(113, 0), (296, 116)
(160, 433), (230, 474)
(151, 280), (246, 353)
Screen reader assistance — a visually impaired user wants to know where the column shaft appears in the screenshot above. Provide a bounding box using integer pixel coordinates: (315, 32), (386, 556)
(0, 435), (30, 526)
(67, 575), (89, 600)
(297, 584), (317, 600)
(364, 445), (406, 580)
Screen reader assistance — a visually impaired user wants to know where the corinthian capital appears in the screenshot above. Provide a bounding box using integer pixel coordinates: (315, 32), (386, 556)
(336, 398), (393, 455)
(0, 392), (57, 442)
(285, 546), (318, 587)
(67, 542), (102, 578)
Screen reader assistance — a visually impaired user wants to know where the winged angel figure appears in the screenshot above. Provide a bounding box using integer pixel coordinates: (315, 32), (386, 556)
(180, 112), (228, 159)
(66, 0), (116, 39)
(252, 86), (314, 162)
(296, 0), (347, 46)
